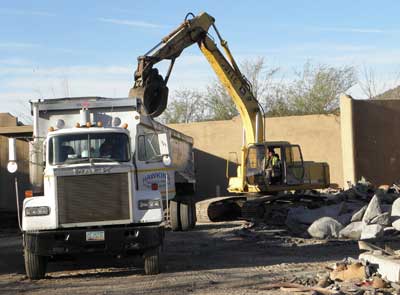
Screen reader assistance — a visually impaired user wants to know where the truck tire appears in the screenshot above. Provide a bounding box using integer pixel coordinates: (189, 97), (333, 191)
(170, 200), (181, 231)
(144, 247), (160, 275)
(189, 201), (196, 229)
(24, 248), (47, 280)
(180, 202), (190, 231)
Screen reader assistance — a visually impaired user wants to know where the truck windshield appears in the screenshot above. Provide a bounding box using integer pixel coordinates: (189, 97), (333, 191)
(49, 133), (130, 164)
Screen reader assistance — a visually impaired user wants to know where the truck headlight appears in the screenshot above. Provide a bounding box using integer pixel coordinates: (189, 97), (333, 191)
(25, 206), (50, 216)
(138, 199), (161, 210)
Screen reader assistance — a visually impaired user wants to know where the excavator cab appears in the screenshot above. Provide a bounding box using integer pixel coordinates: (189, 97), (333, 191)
(245, 142), (304, 191)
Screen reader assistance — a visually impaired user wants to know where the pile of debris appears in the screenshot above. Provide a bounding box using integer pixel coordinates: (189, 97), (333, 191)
(268, 177), (400, 240)
(264, 241), (400, 294)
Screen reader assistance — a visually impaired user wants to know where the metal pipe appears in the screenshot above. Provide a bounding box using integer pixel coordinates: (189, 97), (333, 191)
(80, 109), (90, 126)
(30, 101), (43, 193)
(32, 101), (39, 141)
(165, 172), (169, 226)
(8, 138), (16, 162)
(164, 58), (176, 84)
(143, 40), (163, 56)
(14, 177), (22, 231)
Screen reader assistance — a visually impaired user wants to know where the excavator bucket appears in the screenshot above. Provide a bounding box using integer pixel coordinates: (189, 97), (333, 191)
(129, 68), (169, 118)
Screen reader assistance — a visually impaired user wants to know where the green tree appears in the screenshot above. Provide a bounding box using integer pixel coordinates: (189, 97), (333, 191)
(205, 56), (280, 120)
(284, 62), (357, 115)
(162, 60), (357, 123)
(240, 57), (280, 114)
(162, 89), (205, 123)
(204, 80), (238, 120)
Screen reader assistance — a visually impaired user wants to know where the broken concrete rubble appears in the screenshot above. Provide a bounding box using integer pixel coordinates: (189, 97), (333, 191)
(360, 224), (384, 240)
(241, 177), (400, 242)
(339, 221), (363, 240)
(320, 241), (400, 294)
(307, 217), (343, 239)
(351, 205), (367, 222)
(232, 216), (399, 294)
(362, 195), (382, 224)
(392, 219), (400, 231)
(359, 252), (400, 283)
(370, 212), (390, 226)
(391, 198), (400, 221)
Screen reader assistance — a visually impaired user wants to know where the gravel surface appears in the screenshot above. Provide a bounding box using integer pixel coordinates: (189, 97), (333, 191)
(0, 221), (361, 294)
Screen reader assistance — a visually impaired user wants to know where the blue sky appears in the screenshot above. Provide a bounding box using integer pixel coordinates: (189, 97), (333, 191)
(1, 0), (400, 119)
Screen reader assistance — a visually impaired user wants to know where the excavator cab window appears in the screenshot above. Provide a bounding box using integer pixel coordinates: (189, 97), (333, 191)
(266, 146), (283, 185)
(245, 145), (265, 185)
(284, 145), (304, 185)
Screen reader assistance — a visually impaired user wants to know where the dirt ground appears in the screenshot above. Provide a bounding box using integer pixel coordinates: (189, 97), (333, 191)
(0, 220), (367, 295)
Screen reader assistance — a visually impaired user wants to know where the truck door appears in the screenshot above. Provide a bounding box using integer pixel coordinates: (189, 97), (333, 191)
(136, 126), (175, 198)
(284, 145), (304, 185)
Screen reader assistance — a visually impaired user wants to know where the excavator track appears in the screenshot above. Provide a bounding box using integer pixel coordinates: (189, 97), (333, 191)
(196, 195), (284, 222)
(196, 196), (246, 223)
(240, 195), (283, 220)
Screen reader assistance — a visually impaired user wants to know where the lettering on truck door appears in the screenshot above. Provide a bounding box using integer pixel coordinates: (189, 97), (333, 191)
(136, 125), (175, 198)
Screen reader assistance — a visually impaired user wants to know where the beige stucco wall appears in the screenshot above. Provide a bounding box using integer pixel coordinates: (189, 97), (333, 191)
(350, 98), (400, 186)
(169, 114), (343, 198)
(340, 95), (356, 188)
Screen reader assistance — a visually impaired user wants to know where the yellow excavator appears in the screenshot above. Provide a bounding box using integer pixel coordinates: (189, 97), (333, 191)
(129, 12), (329, 220)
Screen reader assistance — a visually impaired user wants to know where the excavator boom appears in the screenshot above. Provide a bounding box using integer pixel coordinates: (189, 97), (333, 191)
(129, 12), (264, 146)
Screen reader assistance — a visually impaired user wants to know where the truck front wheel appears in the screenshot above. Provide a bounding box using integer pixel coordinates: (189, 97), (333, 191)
(144, 247), (160, 275)
(24, 248), (47, 280)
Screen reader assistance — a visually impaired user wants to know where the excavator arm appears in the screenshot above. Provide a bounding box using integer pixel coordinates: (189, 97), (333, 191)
(129, 12), (264, 146)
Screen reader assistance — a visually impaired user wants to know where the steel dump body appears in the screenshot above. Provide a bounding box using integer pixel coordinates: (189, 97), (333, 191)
(146, 120), (195, 192)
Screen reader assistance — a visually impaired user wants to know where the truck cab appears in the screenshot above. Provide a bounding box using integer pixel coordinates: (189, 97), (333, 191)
(10, 97), (175, 279)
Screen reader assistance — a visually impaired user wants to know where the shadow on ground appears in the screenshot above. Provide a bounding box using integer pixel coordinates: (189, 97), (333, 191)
(3, 221), (400, 282)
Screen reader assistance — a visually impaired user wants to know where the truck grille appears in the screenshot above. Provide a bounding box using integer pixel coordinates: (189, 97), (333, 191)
(57, 173), (130, 225)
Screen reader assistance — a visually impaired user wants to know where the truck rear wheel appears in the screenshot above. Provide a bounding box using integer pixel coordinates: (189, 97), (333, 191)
(189, 201), (196, 229)
(144, 247), (160, 275)
(170, 200), (181, 231)
(180, 202), (190, 231)
(24, 248), (47, 280)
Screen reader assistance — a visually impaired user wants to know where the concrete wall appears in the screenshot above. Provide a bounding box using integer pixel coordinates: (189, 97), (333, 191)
(340, 95), (400, 186)
(169, 114), (343, 198)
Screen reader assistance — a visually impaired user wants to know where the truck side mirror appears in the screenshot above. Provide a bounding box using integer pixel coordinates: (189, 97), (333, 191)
(158, 133), (171, 166)
(7, 138), (18, 173)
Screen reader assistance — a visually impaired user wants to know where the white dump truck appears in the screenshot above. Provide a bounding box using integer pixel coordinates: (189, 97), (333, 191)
(7, 96), (195, 279)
